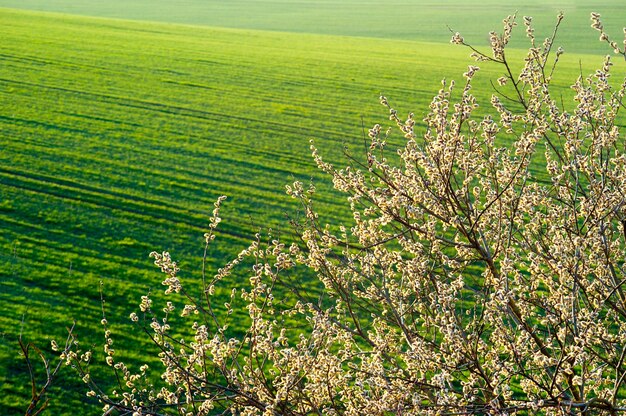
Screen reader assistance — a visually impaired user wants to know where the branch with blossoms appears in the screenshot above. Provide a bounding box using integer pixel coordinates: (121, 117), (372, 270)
(591, 12), (626, 60)
(50, 11), (626, 416)
(20, 322), (76, 416)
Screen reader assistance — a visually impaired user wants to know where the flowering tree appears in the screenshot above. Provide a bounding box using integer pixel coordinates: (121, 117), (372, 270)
(56, 13), (626, 415)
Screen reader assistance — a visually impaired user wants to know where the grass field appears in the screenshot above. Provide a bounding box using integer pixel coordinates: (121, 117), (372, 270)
(0, 3), (623, 414)
(0, 0), (624, 54)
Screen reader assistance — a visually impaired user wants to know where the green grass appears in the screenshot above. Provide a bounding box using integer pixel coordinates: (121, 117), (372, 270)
(0, 4), (622, 415)
(0, 0), (624, 54)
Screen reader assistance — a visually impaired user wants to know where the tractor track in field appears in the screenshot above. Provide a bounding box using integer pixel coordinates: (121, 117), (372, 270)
(0, 77), (342, 139)
(0, 167), (214, 231)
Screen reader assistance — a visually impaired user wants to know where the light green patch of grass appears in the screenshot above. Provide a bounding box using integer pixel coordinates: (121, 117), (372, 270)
(0, 0), (624, 54)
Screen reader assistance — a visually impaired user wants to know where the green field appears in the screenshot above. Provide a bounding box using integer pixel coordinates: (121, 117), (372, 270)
(0, 2), (623, 414)
(0, 0), (624, 54)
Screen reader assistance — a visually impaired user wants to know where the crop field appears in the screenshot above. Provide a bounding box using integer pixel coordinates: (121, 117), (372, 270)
(0, 0), (624, 54)
(0, 2), (623, 414)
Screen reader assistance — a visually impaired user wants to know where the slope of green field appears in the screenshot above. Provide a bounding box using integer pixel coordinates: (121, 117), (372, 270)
(0, 8), (465, 414)
(0, 6), (619, 415)
(0, 0), (624, 53)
